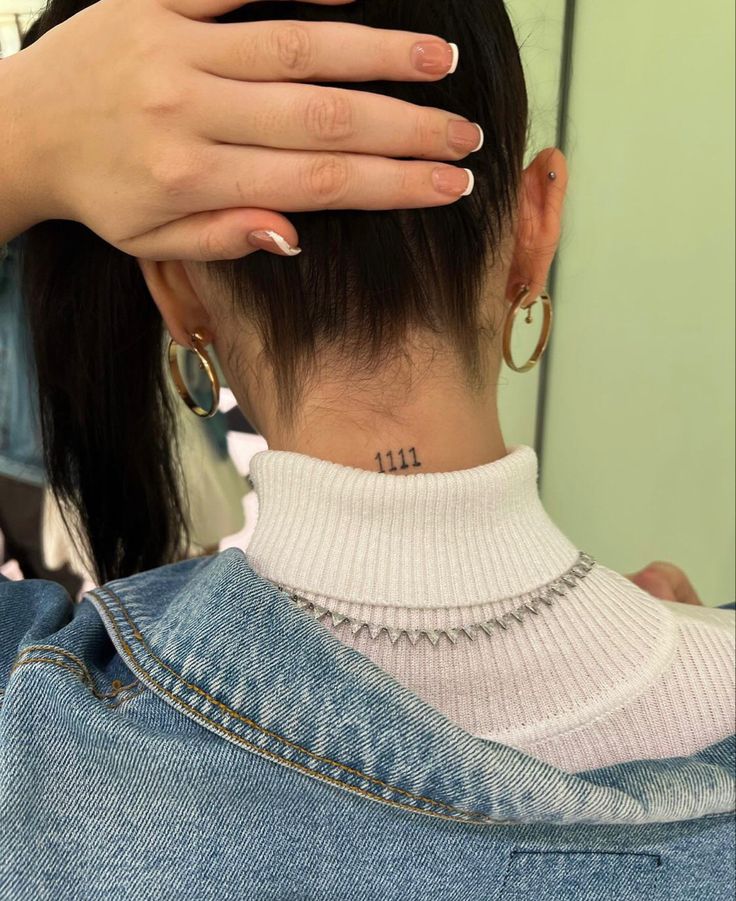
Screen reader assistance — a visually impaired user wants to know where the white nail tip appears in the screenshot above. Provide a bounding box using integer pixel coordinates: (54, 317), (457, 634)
(462, 169), (475, 197)
(264, 231), (302, 256)
(448, 43), (460, 74)
(473, 126), (485, 153)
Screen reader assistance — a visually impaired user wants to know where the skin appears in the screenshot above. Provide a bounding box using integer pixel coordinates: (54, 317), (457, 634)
(143, 149), (705, 606)
(143, 146), (568, 471)
(627, 563), (703, 606)
(0, 0), (479, 256)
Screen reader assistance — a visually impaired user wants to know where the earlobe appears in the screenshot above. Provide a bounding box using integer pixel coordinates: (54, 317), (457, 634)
(138, 258), (213, 348)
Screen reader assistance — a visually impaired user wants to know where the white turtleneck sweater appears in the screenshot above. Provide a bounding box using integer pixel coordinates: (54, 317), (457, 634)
(246, 445), (735, 774)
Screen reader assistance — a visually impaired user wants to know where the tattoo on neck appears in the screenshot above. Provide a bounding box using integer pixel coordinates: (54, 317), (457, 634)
(375, 447), (422, 474)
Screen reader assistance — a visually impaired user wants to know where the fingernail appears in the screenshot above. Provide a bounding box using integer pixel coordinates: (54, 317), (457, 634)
(448, 121), (485, 154)
(432, 167), (475, 198)
(248, 230), (301, 256)
(411, 41), (459, 76)
(448, 43), (460, 74)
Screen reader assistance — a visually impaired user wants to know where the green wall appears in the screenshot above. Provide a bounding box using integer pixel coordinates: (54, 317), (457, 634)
(540, 0), (735, 604)
(499, 0), (566, 446)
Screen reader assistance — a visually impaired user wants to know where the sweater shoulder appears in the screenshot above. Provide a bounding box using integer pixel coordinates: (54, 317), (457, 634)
(652, 596), (735, 635)
(532, 596), (734, 772)
(520, 570), (735, 772)
(615, 606), (735, 760)
(650, 598), (734, 726)
(664, 604), (735, 726)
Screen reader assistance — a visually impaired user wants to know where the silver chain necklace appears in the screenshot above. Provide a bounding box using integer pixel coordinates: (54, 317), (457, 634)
(279, 552), (596, 647)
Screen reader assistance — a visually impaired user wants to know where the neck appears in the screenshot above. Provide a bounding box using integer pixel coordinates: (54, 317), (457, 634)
(247, 444), (580, 608)
(261, 351), (506, 475)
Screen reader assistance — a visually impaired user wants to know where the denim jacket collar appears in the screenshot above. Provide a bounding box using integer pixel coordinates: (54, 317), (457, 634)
(89, 549), (735, 828)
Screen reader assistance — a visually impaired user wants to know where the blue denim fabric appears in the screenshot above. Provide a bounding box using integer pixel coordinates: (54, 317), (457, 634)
(0, 241), (44, 487)
(1, 549), (734, 900)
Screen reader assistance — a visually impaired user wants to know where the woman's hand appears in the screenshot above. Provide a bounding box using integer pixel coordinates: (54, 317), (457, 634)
(1, 0), (481, 259)
(628, 561), (703, 606)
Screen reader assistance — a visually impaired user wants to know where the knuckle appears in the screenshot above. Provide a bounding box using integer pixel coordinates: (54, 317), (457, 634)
(149, 149), (199, 198)
(303, 91), (355, 144)
(141, 81), (187, 119)
(197, 225), (236, 262)
(303, 154), (350, 206)
(395, 163), (416, 203)
(648, 561), (676, 576)
(413, 110), (445, 155)
(273, 22), (313, 76)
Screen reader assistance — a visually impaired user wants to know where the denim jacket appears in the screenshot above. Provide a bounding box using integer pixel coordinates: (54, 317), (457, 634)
(1, 549), (734, 900)
(0, 241), (44, 486)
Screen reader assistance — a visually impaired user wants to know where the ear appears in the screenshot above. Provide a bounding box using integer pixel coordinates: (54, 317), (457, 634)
(506, 148), (568, 301)
(138, 259), (213, 348)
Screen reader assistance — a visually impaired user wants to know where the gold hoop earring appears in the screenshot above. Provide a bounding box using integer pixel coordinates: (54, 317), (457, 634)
(502, 285), (554, 374)
(167, 332), (220, 418)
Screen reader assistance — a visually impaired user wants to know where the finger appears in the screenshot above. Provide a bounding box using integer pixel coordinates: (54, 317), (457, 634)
(666, 567), (703, 606)
(164, 0), (355, 22)
(628, 563), (703, 606)
(190, 20), (459, 82)
(189, 147), (475, 213)
(194, 81), (482, 162)
(121, 209), (301, 262)
(628, 569), (677, 602)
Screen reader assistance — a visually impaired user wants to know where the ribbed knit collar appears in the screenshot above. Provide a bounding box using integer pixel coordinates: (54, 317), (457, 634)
(247, 445), (580, 609)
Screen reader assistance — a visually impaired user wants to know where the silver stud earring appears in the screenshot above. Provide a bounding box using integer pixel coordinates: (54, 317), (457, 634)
(548, 171), (557, 181)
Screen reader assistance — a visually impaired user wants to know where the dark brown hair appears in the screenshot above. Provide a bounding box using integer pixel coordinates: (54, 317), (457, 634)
(22, 0), (528, 582)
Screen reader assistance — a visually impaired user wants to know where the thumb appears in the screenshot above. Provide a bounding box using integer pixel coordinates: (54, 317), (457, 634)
(628, 562), (703, 605)
(119, 209), (301, 262)
(628, 567), (677, 602)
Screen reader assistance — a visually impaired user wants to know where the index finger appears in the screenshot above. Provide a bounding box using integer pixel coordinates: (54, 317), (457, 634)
(163, 0), (355, 21)
(190, 20), (459, 83)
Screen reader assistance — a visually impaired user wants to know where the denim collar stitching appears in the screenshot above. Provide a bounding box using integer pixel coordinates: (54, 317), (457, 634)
(86, 550), (736, 827)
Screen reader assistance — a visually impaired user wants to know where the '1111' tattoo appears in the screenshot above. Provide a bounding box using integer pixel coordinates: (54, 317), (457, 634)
(375, 448), (422, 474)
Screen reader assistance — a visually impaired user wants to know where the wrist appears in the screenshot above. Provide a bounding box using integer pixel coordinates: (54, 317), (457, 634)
(0, 50), (56, 242)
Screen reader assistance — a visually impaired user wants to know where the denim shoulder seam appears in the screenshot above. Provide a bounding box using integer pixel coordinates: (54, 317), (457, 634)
(11, 645), (144, 707)
(90, 586), (503, 826)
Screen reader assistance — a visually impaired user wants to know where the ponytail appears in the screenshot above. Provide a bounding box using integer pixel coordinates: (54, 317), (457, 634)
(22, 221), (188, 583)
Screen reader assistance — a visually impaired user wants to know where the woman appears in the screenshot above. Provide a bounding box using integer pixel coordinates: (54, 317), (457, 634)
(2, 1), (734, 899)
(0, 0), (481, 256)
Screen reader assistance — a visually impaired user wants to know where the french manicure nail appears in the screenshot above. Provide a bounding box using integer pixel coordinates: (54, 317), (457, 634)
(248, 230), (302, 256)
(411, 41), (459, 76)
(432, 167), (475, 198)
(448, 43), (460, 74)
(448, 121), (485, 154)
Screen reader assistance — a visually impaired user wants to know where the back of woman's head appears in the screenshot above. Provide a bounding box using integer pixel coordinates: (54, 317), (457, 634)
(22, 0), (528, 582)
